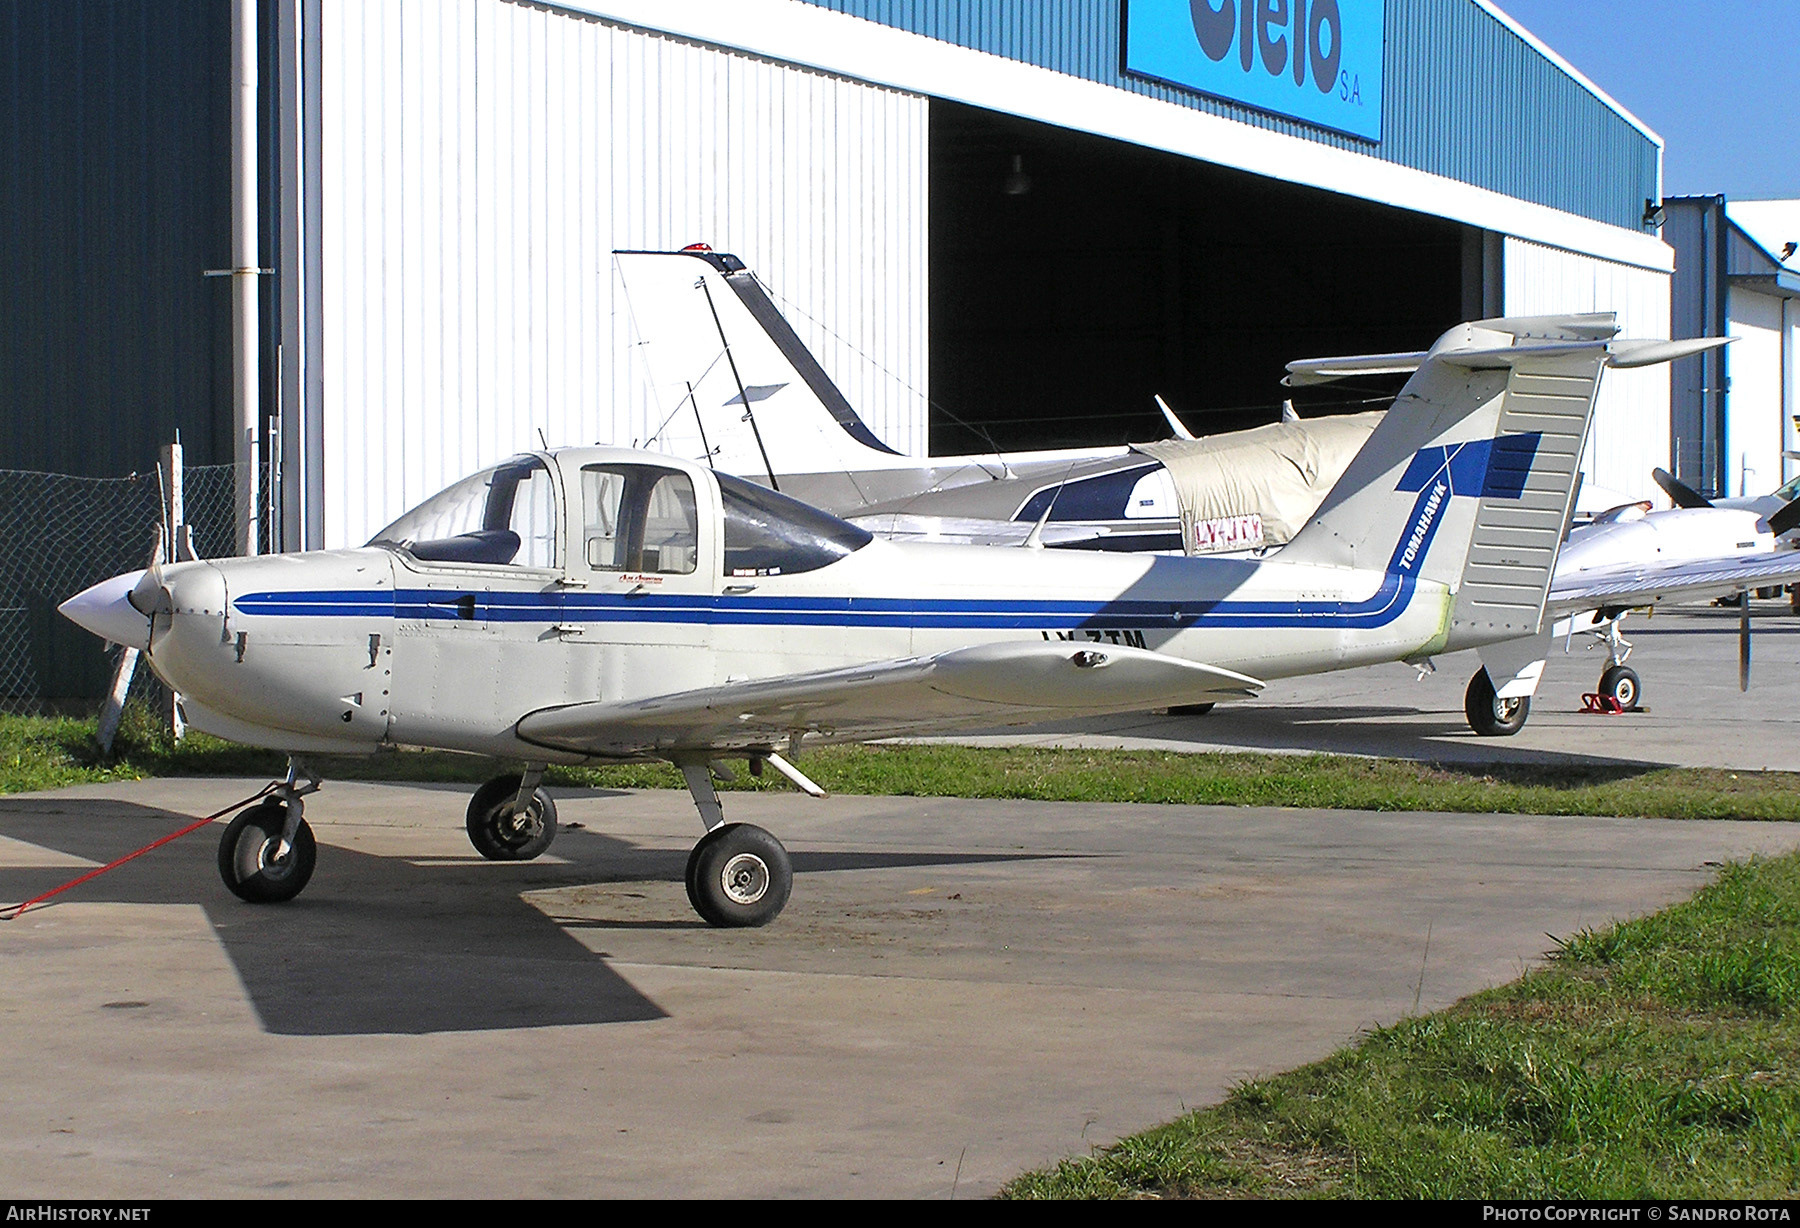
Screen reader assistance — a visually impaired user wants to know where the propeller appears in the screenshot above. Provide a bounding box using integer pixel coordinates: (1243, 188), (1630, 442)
(1740, 594), (1752, 693)
(1652, 467), (1713, 509)
(1765, 494), (1800, 538)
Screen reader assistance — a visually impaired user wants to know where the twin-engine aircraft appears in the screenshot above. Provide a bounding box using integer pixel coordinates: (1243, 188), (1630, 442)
(61, 315), (1717, 926)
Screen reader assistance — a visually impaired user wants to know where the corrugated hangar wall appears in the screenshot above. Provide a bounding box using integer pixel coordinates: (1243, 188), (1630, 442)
(1503, 237), (1672, 500)
(312, 0), (928, 549)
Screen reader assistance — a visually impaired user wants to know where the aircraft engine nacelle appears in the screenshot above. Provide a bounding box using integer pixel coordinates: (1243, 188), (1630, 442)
(144, 552), (396, 752)
(1560, 507), (1774, 577)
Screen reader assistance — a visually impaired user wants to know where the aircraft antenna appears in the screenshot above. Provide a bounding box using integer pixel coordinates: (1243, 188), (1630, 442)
(1154, 393), (1197, 440)
(687, 381), (715, 466)
(697, 276), (780, 491)
(1021, 463), (1077, 549)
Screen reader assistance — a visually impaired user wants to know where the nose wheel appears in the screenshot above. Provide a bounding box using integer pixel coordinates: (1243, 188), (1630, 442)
(217, 762), (323, 903)
(218, 799), (317, 903)
(1597, 664), (1640, 710)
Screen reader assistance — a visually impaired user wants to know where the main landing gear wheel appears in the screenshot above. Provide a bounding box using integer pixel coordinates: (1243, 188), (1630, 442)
(685, 823), (792, 928)
(1169, 703), (1215, 717)
(218, 800), (316, 903)
(466, 774), (558, 861)
(1597, 664), (1640, 710)
(1465, 667), (1529, 737)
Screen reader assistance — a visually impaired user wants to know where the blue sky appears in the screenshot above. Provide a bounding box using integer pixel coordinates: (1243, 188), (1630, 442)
(1493, 1), (1800, 200)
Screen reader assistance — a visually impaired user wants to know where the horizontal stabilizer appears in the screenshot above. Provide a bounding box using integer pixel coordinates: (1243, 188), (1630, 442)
(1605, 337), (1732, 368)
(1283, 351), (1427, 387)
(516, 641), (1263, 757)
(1281, 315), (1643, 387)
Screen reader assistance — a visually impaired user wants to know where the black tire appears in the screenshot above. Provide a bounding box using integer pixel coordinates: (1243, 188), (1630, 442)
(1168, 703), (1215, 717)
(683, 839), (708, 917)
(217, 800), (316, 903)
(1465, 667), (1529, 736)
(687, 823), (792, 928)
(465, 774), (558, 861)
(1597, 664), (1640, 710)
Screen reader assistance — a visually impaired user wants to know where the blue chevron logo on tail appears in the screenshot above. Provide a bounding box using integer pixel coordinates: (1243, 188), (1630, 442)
(1387, 433), (1544, 575)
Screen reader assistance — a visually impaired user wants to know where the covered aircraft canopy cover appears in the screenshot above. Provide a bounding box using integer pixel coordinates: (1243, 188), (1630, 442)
(1132, 411), (1384, 553)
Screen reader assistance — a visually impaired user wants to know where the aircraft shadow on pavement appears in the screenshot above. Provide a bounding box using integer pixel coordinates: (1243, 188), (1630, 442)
(0, 798), (1055, 1037)
(1045, 706), (1665, 770)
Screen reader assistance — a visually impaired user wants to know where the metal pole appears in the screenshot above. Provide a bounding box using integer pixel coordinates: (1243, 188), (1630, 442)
(232, 0), (261, 556)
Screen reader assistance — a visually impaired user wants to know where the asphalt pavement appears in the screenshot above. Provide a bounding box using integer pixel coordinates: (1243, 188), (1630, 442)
(4, 771), (1796, 1196)
(1, 604), (1793, 1197)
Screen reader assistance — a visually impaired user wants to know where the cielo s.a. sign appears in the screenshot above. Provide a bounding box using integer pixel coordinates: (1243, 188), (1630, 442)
(1124, 0), (1385, 140)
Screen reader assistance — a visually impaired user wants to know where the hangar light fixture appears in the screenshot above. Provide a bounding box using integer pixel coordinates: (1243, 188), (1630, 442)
(1643, 199), (1667, 229)
(1003, 154), (1032, 197)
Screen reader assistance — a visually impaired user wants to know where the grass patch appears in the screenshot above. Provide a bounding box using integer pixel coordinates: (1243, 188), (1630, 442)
(1002, 853), (1800, 1199)
(2, 708), (1800, 823)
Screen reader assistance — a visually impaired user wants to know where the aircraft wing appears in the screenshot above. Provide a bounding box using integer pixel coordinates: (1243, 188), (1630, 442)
(514, 640), (1262, 757)
(1546, 551), (1800, 616)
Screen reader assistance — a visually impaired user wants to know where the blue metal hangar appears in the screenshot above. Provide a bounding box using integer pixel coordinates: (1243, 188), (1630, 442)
(2, 1), (1673, 551)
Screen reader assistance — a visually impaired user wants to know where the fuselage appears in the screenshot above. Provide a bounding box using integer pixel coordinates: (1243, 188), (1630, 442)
(124, 449), (1456, 761)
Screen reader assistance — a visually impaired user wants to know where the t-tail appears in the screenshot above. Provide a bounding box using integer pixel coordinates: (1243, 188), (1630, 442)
(614, 248), (910, 483)
(1278, 315), (1728, 655)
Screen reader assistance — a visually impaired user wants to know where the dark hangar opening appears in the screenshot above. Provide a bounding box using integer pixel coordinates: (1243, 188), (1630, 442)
(928, 100), (1471, 455)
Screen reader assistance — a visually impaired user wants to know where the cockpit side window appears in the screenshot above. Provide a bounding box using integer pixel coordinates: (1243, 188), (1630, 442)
(717, 472), (872, 577)
(581, 464), (698, 575)
(369, 456), (558, 568)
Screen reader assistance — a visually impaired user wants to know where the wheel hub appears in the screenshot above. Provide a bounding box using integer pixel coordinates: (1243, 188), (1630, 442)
(500, 804), (542, 840)
(255, 837), (294, 879)
(719, 852), (770, 905)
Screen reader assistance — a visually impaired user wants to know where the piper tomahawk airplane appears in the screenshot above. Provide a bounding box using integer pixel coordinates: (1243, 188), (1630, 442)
(61, 314), (1717, 926)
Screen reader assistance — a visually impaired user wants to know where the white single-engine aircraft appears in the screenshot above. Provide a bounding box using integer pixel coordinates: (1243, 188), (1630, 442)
(61, 315), (1719, 926)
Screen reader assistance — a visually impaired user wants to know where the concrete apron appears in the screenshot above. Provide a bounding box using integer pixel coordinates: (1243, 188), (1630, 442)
(3, 776), (1797, 1198)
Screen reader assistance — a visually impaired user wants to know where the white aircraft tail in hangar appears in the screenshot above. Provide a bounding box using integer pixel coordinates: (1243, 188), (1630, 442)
(60, 316), (1722, 926)
(614, 246), (1384, 556)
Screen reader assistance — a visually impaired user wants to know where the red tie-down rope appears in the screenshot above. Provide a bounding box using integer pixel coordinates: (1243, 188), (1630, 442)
(1, 783), (279, 921)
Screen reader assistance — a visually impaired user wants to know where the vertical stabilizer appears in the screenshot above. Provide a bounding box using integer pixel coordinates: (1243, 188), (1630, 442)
(1278, 317), (1617, 647)
(614, 250), (907, 480)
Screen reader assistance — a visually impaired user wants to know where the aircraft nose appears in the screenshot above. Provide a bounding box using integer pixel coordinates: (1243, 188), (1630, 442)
(58, 569), (153, 651)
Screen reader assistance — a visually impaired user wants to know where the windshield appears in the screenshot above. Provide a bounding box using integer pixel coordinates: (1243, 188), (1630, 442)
(370, 457), (558, 567)
(718, 472), (872, 576)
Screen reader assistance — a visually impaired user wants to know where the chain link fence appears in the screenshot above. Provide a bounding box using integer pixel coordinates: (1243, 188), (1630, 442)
(0, 462), (266, 711)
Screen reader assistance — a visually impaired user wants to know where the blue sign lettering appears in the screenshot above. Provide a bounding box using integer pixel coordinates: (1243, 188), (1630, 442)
(1123, 0), (1384, 141)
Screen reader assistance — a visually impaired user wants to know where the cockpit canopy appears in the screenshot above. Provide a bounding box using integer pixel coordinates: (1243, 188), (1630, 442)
(369, 456), (558, 567)
(369, 453), (872, 577)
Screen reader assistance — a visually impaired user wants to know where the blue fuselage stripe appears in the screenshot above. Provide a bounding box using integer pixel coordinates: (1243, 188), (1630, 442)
(232, 570), (1419, 631)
